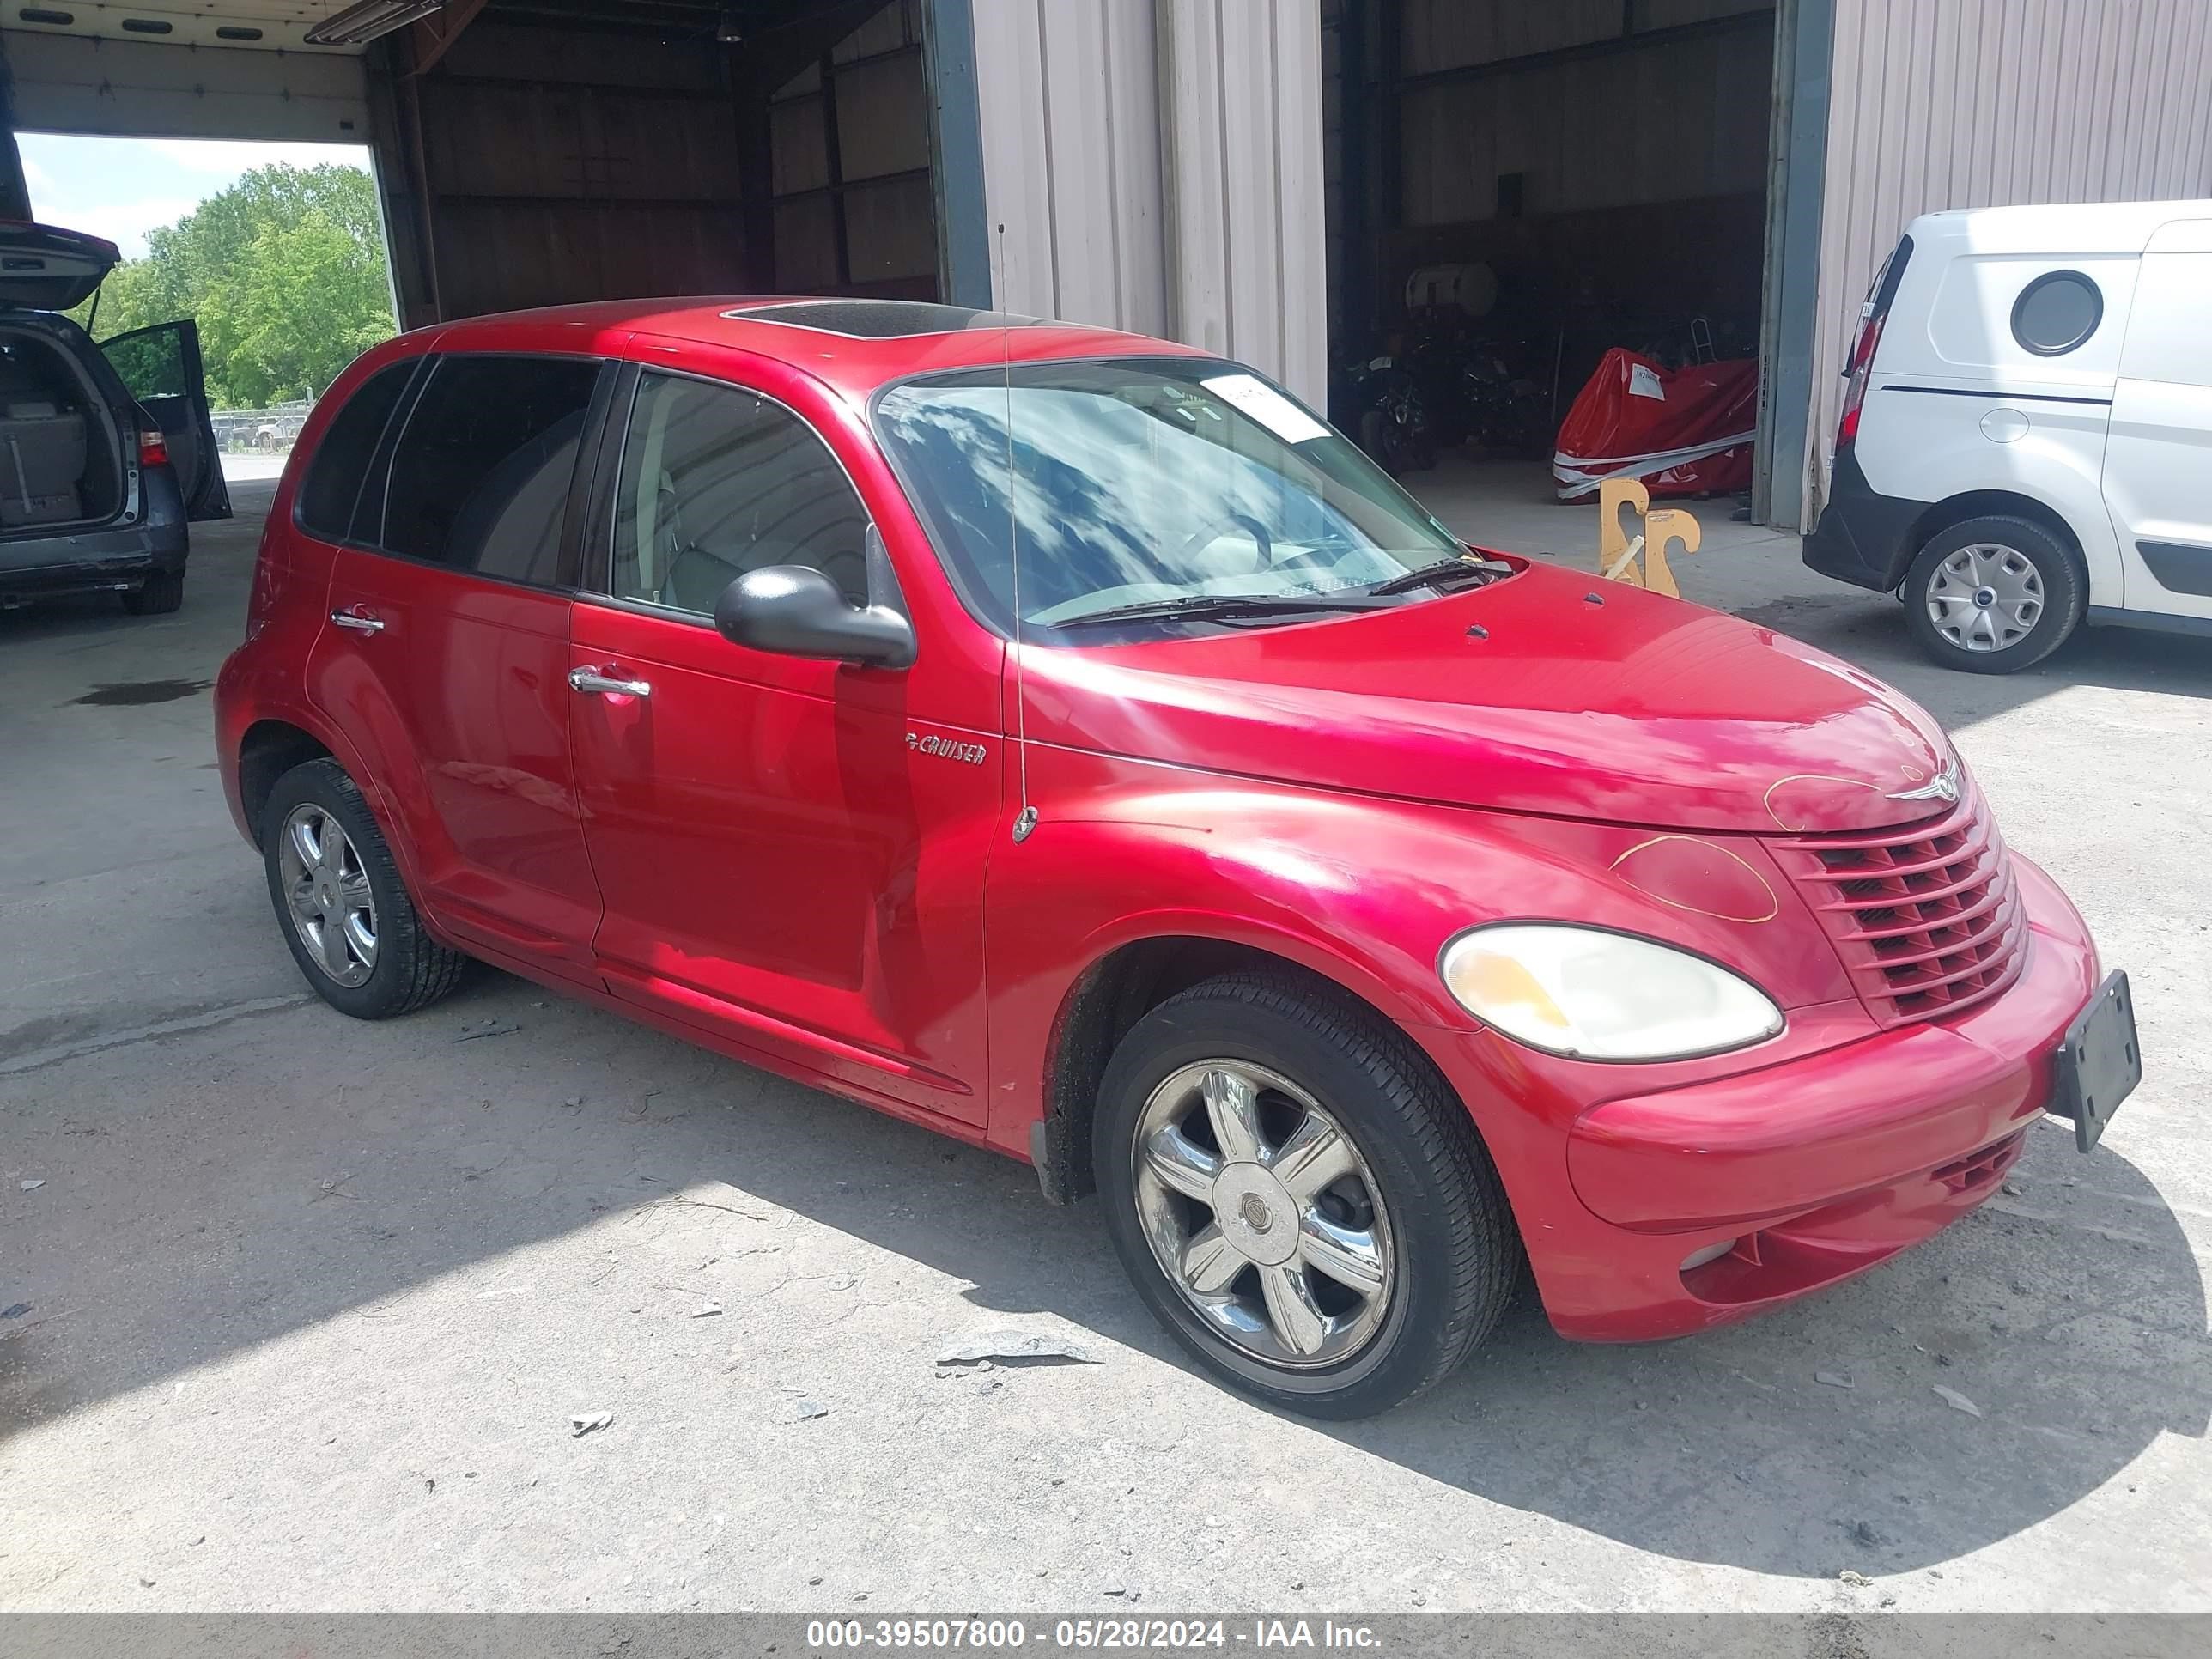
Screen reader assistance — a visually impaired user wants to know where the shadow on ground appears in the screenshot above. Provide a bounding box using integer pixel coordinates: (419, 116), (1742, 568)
(4, 970), (2203, 1580)
(3, 472), (2203, 1591)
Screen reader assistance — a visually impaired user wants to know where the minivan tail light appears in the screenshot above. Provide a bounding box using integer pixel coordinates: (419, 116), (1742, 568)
(1833, 233), (1911, 456)
(137, 426), (170, 469)
(1834, 311), (1886, 451)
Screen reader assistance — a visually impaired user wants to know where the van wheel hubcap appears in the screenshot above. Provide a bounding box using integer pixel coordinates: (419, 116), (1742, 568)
(1929, 544), (2043, 652)
(280, 805), (378, 988)
(1132, 1060), (1395, 1370)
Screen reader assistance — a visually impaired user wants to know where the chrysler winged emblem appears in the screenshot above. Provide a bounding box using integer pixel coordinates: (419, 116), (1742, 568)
(1887, 763), (1960, 805)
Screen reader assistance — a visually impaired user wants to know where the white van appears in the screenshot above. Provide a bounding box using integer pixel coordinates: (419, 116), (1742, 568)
(1802, 199), (2212, 673)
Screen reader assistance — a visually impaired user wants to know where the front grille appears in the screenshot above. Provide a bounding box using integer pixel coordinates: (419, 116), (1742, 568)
(1764, 774), (2026, 1028)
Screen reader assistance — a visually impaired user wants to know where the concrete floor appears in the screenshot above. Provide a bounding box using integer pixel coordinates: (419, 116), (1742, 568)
(2, 467), (2207, 1614)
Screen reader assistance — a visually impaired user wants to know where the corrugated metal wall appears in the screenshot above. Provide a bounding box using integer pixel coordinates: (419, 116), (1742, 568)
(969, 0), (1170, 341)
(1158, 0), (1330, 402)
(969, 0), (1328, 405)
(1801, 0), (2212, 523)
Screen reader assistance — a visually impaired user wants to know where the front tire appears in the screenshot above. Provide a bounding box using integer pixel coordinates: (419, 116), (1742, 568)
(262, 758), (469, 1018)
(1902, 515), (2083, 673)
(1095, 971), (1518, 1418)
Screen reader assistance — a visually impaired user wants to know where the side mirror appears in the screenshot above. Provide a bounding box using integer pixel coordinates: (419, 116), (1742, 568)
(713, 563), (916, 670)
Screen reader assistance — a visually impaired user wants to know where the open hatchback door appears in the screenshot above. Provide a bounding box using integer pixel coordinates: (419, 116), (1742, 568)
(0, 220), (120, 311)
(100, 319), (232, 522)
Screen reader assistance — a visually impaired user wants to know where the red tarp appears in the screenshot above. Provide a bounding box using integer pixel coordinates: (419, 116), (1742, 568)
(1552, 348), (1758, 501)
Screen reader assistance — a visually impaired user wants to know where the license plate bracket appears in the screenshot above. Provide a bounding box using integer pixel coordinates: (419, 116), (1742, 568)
(2049, 970), (2140, 1153)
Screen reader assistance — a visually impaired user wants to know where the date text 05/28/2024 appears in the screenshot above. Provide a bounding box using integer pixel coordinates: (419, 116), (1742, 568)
(805, 1620), (1382, 1650)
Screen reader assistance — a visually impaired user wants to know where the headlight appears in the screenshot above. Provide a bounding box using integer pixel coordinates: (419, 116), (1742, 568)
(1438, 923), (1784, 1060)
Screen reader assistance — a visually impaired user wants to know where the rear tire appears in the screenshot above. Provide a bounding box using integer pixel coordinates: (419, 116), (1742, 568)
(262, 758), (470, 1019)
(1094, 970), (1519, 1419)
(1901, 515), (2082, 673)
(122, 567), (185, 616)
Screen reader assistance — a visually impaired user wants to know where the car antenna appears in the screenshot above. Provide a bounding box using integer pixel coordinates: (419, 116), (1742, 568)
(1000, 222), (1038, 845)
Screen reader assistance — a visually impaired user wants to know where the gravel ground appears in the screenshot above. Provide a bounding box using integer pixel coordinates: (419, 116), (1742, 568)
(1, 470), (2205, 1614)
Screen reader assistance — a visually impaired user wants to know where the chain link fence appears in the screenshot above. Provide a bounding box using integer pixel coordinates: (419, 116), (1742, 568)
(212, 401), (314, 456)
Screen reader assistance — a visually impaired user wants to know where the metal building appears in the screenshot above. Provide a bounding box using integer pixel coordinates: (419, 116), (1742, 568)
(3, 0), (2209, 531)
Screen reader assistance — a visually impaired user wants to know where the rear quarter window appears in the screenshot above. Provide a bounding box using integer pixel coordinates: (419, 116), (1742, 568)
(2011, 270), (2104, 356)
(297, 362), (417, 543)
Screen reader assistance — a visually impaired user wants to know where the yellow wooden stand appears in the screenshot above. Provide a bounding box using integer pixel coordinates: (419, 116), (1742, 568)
(1598, 476), (1700, 598)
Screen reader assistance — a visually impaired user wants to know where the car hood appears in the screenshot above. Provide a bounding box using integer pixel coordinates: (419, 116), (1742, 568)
(0, 222), (122, 313)
(1018, 560), (1952, 835)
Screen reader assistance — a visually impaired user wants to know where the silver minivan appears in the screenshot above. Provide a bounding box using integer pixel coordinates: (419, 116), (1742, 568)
(0, 221), (230, 616)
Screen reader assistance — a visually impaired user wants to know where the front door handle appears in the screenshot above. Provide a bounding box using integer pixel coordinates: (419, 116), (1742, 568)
(330, 608), (385, 634)
(568, 666), (653, 698)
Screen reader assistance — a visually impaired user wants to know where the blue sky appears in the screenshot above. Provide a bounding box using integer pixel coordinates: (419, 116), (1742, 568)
(17, 132), (375, 258)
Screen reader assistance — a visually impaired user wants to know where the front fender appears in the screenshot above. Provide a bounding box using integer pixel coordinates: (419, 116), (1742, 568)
(983, 744), (1862, 1157)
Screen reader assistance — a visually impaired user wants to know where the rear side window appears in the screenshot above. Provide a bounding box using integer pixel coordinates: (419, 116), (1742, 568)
(2011, 270), (2103, 356)
(297, 362), (416, 543)
(382, 355), (602, 585)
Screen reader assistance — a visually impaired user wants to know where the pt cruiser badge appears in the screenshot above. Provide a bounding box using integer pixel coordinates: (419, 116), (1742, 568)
(907, 732), (988, 765)
(1888, 763), (1960, 805)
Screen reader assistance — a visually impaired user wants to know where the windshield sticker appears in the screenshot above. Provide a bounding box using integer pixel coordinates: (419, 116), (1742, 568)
(1201, 373), (1331, 444)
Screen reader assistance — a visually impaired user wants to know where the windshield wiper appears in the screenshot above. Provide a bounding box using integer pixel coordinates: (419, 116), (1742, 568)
(1364, 554), (1514, 597)
(1050, 592), (1382, 629)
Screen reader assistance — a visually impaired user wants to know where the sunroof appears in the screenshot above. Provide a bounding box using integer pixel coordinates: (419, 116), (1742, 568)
(720, 301), (1042, 339)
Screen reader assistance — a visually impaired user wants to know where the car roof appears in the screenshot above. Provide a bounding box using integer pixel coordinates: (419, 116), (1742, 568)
(1906, 198), (2212, 257)
(410, 297), (1212, 399)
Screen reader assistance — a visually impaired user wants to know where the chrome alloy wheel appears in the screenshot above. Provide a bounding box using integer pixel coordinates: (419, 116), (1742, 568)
(1927, 542), (2045, 653)
(278, 804), (379, 988)
(1131, 1060), (1395, 1369)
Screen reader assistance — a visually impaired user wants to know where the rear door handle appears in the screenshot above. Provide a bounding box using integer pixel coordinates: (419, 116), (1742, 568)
(568, 666), (653, 698)
(329, 608), (385, 634)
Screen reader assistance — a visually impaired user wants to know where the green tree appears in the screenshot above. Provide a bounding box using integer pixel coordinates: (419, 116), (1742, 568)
(67, 161), (396, 408)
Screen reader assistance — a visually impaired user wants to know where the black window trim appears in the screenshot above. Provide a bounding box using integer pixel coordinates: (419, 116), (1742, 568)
(350, 355), (433, 550)
(2010, 268), (2105, 358)
(289, 352), (428, 551)
(574, 359), (884, 635)
(335, 348), (615, 595)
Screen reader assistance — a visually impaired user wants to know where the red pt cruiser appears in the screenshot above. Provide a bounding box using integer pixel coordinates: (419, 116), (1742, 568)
(216, 300), (2139, 1417)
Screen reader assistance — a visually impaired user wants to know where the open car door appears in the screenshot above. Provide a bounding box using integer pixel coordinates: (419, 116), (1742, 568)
(99, 319), (233, 522)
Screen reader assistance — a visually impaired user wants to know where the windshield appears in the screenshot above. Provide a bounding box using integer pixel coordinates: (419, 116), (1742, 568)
(872, 356), (1468, 637)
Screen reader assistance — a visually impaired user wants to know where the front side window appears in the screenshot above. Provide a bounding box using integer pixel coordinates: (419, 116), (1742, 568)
(381, 354), (601, 583)
(872, 357), (1467, 637)
(609, 370), (871, 617)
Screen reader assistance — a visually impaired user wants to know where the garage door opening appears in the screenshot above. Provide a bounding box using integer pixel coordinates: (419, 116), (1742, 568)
(363, 0), (940, 326)
(2, 1), (942, 327)
(15, 131), (398, 487)
(1322, 0), (1787, 532)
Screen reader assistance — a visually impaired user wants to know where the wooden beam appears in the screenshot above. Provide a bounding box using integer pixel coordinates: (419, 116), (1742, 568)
(410, 0), (494, 77)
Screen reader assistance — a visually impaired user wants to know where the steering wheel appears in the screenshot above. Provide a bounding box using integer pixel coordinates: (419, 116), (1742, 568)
(1170, 512), (1273, 575)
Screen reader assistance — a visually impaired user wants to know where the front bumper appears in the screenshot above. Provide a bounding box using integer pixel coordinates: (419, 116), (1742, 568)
(1417, 854), (2101, 1341)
